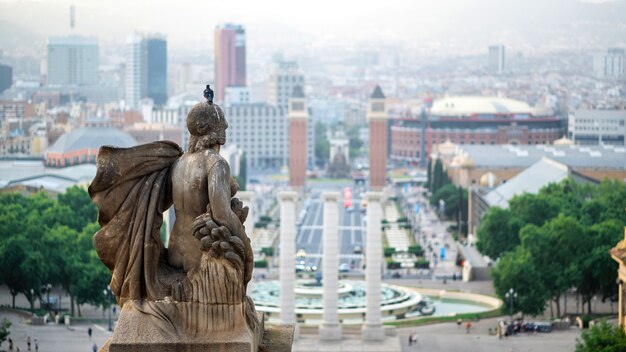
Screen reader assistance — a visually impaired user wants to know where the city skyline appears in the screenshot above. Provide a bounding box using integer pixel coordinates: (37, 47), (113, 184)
(1, 0), (625, 56)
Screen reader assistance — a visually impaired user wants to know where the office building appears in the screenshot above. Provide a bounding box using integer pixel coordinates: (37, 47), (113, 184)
(0, 64), (11, 94)
(125, 33), (168, 109)
(488, 45), (505, 74)
(267, 60), (304, 109)
(47, 35), (99, 86)
(594, 48), (625, 78)
(214, 24), (246, 102)
(568, 109), (626, 145)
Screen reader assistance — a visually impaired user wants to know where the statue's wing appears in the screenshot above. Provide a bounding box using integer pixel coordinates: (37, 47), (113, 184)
(88, 140), (182, 303)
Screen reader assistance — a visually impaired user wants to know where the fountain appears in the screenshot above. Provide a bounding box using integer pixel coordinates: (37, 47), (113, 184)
(252, 280), (433, 323)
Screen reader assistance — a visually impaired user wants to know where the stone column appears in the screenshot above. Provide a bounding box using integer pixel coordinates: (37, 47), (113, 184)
(319, 191), (342, 341)
(362, 191), (385, 341)
(237, 191), (256, 238)
(278, 191), (298, 332)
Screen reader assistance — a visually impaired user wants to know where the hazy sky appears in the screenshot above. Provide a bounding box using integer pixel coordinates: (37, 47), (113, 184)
(1, 0), (625, 54)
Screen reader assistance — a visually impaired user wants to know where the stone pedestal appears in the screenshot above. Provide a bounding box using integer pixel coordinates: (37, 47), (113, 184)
(362, 192), (385, 341)
(319, 191), (342, 341)
(278, 191), (298, 334)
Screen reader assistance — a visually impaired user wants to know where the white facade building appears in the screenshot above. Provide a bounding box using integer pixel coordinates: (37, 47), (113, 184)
(47, 36), (99, 86)
(569, 109), (626, 146)
(267, 60), (304, 110)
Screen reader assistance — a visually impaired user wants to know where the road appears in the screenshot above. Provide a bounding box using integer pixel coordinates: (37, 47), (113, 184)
(295, 184), (365, 274)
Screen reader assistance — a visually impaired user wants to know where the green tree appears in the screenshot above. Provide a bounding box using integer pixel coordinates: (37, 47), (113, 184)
(492, 247), (549, 316)
(576, 320), (626, 352)
(0, 235), (46, 309)
(476, 207), (522, 259)
(57, 186), (97, 231)
(574, 219), (623, 314)
(314, 121), (330, 167)
(425, 158), (432, 190)
(237, 153), (247, 191)
(73, 250), (111, 314)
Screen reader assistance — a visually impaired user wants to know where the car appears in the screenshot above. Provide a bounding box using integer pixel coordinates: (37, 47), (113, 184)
(296, 249), (307, 257)
(339, 263), (350, 272)
(353, 245), (363, 254)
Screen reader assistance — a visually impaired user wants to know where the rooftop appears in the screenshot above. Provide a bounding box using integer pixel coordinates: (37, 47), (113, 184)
(450, 144), (626, 170)
(484, 158), (572, 208)
(47, 127), (137, 154)
(430, 96), (548, 117)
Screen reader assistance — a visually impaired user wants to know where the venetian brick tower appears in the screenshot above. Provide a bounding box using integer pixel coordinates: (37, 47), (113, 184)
(368, 85), (388, 190)
(288, 85), (308, 189)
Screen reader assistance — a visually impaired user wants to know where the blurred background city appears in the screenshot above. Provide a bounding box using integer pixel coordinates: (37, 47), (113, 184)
(0, 0), (625, 351)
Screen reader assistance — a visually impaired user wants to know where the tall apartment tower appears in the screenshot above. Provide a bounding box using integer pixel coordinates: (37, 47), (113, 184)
(268, 60), (304, 109)
(367, 85), (388, 190)
(288, 86), (308, 189)
(595, 48), (625, 78)
(488, 45), (505, 74)
(125, 33), (168, 110)
(47, 35), (99, 86)
(214, 24), (246, 102)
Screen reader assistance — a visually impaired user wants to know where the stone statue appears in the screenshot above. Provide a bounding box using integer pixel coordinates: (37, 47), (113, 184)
(89, 85), (262, 351)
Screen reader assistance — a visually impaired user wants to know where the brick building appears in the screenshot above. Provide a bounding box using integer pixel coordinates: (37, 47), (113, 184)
(390, 96), (566, 164)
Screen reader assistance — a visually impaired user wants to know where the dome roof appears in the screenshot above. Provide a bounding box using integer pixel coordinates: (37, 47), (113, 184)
(431, 96), (546, 117)
(480, 172), (498, 188)
(48, 127), (137, 153)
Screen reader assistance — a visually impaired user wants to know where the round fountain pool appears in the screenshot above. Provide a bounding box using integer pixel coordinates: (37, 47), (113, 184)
(250, 280), (497, 324)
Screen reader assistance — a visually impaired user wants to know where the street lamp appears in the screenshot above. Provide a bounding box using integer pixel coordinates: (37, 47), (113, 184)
(505, 288), (518, 320)
(103, 285), (113, 331)
(30, 288), (35, 315)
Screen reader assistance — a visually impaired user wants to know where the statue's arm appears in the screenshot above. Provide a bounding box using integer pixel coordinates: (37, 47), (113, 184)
(208, 159), (253, 283)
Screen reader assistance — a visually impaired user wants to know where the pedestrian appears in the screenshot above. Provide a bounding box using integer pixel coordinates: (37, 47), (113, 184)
(408, 334), (413, 346)
(8, 337), (13, 351)
(26, 336), (31, 351)
(457, 318), (462, 328)
(16, 347), (20, 352)
(466, 321), (472, 334)
(88, 326), (93, 340)
(411, 333), (418, 345)
(34, 339), (38, 352)
(92, 343), (98, 352)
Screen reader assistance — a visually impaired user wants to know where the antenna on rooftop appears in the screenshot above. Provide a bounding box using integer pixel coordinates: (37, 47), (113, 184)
(70, 4), (75, 30)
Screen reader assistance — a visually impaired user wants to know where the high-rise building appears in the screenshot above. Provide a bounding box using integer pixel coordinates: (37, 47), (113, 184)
(594, 48), (625, 78)
(125, 33), (168, 110)
(47, 35), (99, 86)
(214, 24), (246, 102)
(488, 45), (505, 74)
(0, 64), (12, 94)
(267, 60), (304, 109)
(146, 36), (168, 106)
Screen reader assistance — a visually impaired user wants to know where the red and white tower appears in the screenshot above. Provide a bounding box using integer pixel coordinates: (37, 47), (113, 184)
(367, 85), (388, 190)
(288, 86), (308, 189)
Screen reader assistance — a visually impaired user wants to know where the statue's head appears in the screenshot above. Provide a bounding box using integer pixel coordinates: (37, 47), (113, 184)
(186, 101), (228, 152)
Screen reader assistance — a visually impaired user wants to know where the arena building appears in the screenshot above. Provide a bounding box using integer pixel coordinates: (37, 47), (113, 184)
(390, 96), (566, 164)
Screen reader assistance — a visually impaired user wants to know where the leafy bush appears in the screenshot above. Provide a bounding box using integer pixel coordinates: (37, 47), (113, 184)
(384, 247), (396, 257)
(260, 247), (274, 256)
(387, 261), (401, 269)
(576, 320), (626, 352)
(254, 260), (268, 268)
(414, 259), (430, 269)
(408, 245), (424, 256)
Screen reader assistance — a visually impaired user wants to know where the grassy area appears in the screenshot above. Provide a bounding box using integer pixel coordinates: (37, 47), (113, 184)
(384, 307), (504, 328)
